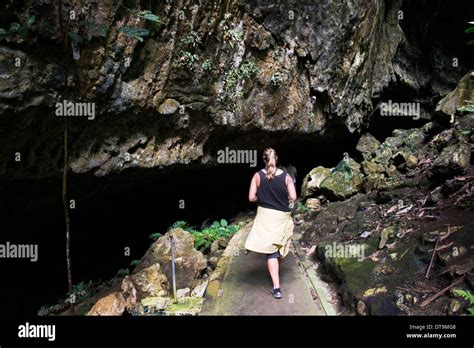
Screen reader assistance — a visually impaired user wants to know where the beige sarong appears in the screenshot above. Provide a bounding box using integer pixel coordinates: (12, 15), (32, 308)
(244, 206), (294, 258)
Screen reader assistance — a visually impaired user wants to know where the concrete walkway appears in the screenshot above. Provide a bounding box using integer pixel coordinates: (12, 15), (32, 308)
(202, 218), (327, 315)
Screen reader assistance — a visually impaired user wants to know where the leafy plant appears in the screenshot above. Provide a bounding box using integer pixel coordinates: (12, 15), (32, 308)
(202, 59), (213, 71)
(270, 71), (284, 86)
(130, 259), (140, 267)
(296, 201), (310, 213)
(208, 18), (216, 28)
(175, 50), (199, 71)
(67, 31), (84, 44)
(466, 21), (474, 45)
(224, 60), (260, 95)
(454, 289), (474, 315)
(181, 30), (201, 48)
(239, 60), (260, 79)
(0, 15), (35, 42)
(137, 10), (161, 23)
(72, 281), (94, 303)
(149, 232), (163, 241)
(225, 28), (244, 48)
(119, 27), (150, 42)
(189, 219), (239, 252)
(117, 8), (161, 42)
(170, 220), (189, 230)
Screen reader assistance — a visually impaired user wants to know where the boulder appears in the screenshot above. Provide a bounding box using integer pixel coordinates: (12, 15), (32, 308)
(364, 173), (387, 191)
(379, 226), (397, 249)
(210, 240), (220, 254)
(208, 256), (219, 270)
(157, 98), (180, 114)
(177, 288), (191, 298)
(87, 292), (126, 316)
(435, 70), (474, 118)
(431, 141), (471, 179)
(441, 179), (465, 196)
(305, 198), (321, 211)
(129, 263), (169, 298)
(391, 150), (418, 170)
(356, 133), (381, 159)
(301, 166), (332, 198)
(121, 276), (139, 313)
(320, 156), (364, 200)
(361, 160), (386, 175)
(426, 186), (444, 205)
(119, 263), (170, 314)
(135, 228), (207, 289)
(447, 298), (465, 316)
(403, 128), (427, 150)
(217, 238), (228, 249)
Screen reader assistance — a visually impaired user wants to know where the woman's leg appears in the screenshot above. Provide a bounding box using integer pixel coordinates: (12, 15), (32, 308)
(267, 258), (280, 289)
(267, 250), (282, 289)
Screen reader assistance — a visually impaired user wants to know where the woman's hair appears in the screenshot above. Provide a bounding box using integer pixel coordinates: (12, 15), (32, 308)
(263, 148), (278, 180)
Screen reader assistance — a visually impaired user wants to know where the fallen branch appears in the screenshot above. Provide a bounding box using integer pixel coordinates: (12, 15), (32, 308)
(439, 225), (461, 241)
(435, 242), (453, 252)
(438, 261), (474, 276)
(425, 236), (440, 279)
(419, 276), (465, 308)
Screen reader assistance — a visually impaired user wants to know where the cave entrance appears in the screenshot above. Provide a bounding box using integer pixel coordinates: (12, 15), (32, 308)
(0, 131), (358, 318)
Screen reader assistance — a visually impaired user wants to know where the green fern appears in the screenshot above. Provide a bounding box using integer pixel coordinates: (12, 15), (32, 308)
(296, 201), (310, 213)
(170, 220), (188, 230)
(130, 259), (140, 267)
(148, 232), (163, 241)
(454, 289), (474, 315)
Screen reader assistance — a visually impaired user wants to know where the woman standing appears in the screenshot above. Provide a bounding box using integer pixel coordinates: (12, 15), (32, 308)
(245, 148), (297, 299)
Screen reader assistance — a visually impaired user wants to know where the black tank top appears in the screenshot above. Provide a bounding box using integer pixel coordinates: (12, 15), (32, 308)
(257, 169), (291, 212)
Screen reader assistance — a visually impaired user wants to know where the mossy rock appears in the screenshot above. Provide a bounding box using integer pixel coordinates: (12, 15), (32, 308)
(165, 296), (204, 316)
(301, 166), (332, 198)
(320, 157), (364, 200)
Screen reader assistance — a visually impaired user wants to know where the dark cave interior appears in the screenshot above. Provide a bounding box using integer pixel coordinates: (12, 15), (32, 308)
(0, 129), (363, 318)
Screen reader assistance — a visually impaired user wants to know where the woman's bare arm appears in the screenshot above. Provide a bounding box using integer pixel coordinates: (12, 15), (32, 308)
(286, 174), (297, 202)
(248, 172), (259, 202)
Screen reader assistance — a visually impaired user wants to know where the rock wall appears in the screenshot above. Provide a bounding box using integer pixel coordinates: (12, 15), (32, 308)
(0, 0), (472, 179)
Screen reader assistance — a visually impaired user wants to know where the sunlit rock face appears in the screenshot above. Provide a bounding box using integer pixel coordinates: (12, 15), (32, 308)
(0, 0), (471, 178)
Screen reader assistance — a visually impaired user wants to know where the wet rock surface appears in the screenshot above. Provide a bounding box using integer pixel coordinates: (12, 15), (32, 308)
(298, 90), (473, 315)
(0, 1), (472, 179)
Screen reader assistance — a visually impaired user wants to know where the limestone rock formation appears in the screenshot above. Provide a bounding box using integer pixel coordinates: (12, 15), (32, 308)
(0, 0), (471, 179)
(135, 228), (207, 290)
(87, 292), (126, 316)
